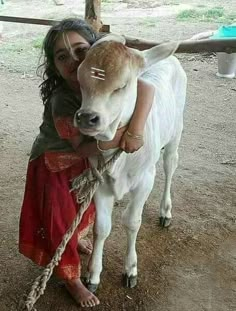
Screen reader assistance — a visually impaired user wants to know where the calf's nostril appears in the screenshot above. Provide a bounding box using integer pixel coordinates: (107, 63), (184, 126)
(76, 112), (82, 123)
(90, 116), (100, 125)
(75, 112), (101, 127)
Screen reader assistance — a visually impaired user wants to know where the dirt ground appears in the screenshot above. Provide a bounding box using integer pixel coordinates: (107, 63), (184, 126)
(0, 1), (236, 311)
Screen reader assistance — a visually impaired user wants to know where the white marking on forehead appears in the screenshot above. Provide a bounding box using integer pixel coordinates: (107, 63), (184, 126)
(91, 67), (106, 81)
(91, 67), (105, 72)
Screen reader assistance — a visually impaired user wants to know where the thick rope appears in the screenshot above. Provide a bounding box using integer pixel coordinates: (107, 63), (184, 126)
(19, 149), (123, 311)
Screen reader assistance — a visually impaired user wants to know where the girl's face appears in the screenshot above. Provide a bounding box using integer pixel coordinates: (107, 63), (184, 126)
(53, 31), (91, 85)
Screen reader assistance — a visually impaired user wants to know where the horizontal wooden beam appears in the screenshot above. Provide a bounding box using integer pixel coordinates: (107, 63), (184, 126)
(177, 39), (236, 54)
(1, 16), (235, 53)
(0, 15), (109, 32)
(0, 15), (59, 26)
(125, 36), (236, 54)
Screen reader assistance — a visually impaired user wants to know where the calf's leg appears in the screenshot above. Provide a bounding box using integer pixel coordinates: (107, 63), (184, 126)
(86, 183), (114, 292)
(160, 123), (183, 227)
(122, 168), (155, 288)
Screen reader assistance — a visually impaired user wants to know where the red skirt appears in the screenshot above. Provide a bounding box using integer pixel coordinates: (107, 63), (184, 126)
(19, 154), (95, 280)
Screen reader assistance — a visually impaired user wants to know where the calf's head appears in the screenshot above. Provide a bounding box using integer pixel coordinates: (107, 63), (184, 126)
(74, 34), (179, 141)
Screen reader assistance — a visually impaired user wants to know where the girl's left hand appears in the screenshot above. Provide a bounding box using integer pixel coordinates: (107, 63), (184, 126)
(120, 131), (144, 153)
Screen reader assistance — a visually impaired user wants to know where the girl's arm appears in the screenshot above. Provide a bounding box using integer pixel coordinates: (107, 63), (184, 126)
(120, 78), (155, 153)
(72, 126), (127, 157)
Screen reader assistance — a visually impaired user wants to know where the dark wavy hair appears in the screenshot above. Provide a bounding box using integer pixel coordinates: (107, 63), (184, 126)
(37, 18), (99, 104)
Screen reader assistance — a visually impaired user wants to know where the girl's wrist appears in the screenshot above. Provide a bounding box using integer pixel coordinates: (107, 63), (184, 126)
(126, 130), (143, 140)
(127, 124), (144, 136)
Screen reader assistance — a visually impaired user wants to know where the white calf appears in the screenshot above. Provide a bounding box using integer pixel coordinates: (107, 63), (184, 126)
(74, 35), (187, 291)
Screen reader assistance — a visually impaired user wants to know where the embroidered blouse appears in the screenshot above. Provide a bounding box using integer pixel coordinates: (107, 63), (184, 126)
(30, 83), (85, 172)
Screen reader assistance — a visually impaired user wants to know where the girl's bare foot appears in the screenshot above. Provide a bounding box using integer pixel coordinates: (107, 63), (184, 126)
(65, 278), (100, 307)
(78, 239), (93, 255)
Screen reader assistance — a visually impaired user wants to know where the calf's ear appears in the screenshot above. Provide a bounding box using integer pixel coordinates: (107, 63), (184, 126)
(142, 41), (180, 68)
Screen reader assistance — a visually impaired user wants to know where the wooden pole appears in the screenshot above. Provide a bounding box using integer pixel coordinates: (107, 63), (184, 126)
(0, 15), (59, 26)
(177, 39), (236, 54)
(85, 0), (102, 32)
(124, 36), (236, 54)
(0, 15), (109, 32)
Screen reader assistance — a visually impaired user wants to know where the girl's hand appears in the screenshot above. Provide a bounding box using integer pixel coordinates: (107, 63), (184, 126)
(120, 130), (144, 153)
(99, 126), (128, 150)
(75, 126), (128, 157)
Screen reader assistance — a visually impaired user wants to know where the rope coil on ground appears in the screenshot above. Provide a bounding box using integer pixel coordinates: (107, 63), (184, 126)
(18, 149), (123, 311)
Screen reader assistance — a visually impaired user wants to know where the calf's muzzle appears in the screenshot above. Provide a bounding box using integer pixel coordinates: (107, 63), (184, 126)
(75, 110), (101, 129)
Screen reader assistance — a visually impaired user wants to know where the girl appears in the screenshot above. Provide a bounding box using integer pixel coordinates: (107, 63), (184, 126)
(19, 18), (155, 308)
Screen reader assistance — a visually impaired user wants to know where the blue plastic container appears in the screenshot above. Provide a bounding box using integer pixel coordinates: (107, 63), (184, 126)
(211, 25), (236, 78)
(211, 25), (236, 39)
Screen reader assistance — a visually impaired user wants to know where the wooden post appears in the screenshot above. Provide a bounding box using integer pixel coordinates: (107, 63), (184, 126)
(85, 0), (102, 32)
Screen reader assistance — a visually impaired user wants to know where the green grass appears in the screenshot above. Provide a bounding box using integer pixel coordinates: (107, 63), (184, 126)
(32, 36), (44, 49)
(0, 37), (42, 74)
(141, 17), (159, 27)
(3, 36), (44, 51)
(163, 0), (180, 5)
(177, 7), (236, 23)
(196, 4), (207, 8)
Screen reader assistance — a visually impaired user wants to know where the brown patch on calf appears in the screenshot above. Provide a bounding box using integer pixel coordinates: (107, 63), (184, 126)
(78, 41), (145, 95)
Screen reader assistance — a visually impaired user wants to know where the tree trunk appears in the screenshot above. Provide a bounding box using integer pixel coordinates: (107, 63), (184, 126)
(85, 0), (102, 32)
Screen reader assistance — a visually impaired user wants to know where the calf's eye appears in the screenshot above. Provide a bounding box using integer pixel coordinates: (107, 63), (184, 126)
(113, 84), (127, 93)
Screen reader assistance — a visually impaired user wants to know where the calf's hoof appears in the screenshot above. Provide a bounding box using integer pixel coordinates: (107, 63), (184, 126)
(84, 280), (99, 293)
(122, 273), (137, 288)
(159, 216), (172, 228)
